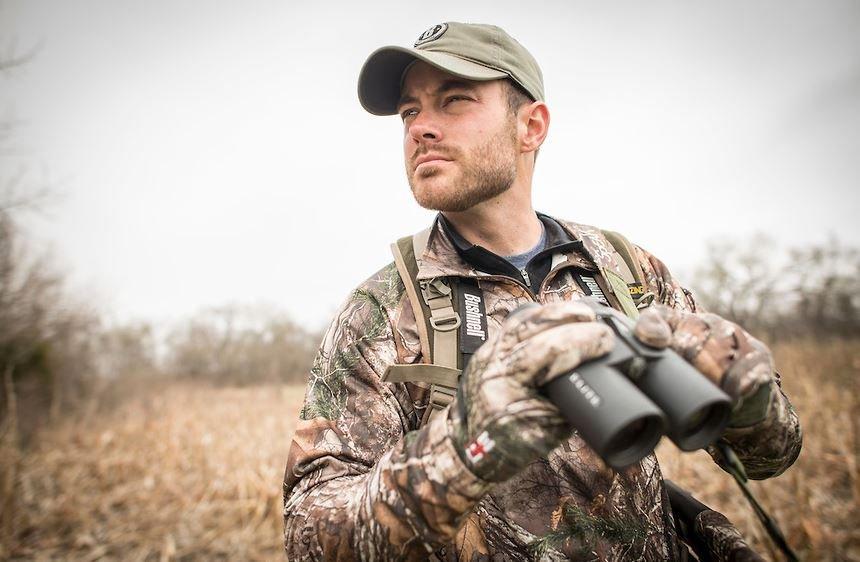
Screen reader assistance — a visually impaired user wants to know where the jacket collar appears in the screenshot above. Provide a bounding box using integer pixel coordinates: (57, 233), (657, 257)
(415, 212), (618, 281)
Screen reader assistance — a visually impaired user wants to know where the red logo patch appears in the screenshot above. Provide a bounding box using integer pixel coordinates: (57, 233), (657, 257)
(465, 431), (495, 463)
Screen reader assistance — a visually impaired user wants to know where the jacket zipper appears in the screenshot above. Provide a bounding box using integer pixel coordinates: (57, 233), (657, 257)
(473, 273), (538, 302)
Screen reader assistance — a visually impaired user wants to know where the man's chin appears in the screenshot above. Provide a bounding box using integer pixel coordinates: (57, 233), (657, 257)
(410, 176), (453, 209)
(411, 190), (477, 213)
(411, 189), (448, 212)
(411, 189), (454, 212)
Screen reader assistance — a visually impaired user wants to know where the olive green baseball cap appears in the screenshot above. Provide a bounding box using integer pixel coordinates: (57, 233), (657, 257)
(358, 22), (544, 116)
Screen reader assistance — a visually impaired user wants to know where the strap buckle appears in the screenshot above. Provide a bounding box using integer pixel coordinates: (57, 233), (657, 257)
(429, 308), (460, 331)
(421, 278), (452, 301)
(428, 384), (456, 410)
(422, 278), (461, 332)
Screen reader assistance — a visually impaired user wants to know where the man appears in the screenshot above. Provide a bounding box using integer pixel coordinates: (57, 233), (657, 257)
(283, 22), (801, 560)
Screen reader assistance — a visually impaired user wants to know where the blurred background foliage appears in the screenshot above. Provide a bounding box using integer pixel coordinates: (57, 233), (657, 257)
(692, 233), (860, 340)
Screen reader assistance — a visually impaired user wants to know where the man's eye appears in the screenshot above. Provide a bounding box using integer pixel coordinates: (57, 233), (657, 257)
(400, 108), (418, 120)
(444, 95), (469, 105)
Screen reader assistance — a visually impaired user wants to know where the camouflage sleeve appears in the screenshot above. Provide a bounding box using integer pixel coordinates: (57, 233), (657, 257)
(633, 245), (802, 480)
(707, 374), (802, 480)
(633, 244), (698, 312)
(283, 268), (489, 561)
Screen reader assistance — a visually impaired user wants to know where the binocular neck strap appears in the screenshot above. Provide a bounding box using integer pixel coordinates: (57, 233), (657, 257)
(715, 442), (799, 561)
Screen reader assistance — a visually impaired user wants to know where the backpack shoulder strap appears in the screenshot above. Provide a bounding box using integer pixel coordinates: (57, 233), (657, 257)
(383, 228), (463, 426)
(390, 232), (433, 361)
(601, 229), (656, 311)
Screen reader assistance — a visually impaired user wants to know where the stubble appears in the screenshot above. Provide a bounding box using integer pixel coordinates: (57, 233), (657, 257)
(407, 121), (519, 213)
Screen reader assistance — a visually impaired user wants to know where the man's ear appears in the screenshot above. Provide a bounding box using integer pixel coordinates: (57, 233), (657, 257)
(520, 101), (550, 154)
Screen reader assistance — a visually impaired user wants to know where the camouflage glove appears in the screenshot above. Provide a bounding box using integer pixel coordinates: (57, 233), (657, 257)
(633, 305), (775, 427)
(447, 301), (614, 482)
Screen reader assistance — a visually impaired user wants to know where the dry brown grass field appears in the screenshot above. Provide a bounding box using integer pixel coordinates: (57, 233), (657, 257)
(657, 337), (860, 561)
(2, 337), (858, 561)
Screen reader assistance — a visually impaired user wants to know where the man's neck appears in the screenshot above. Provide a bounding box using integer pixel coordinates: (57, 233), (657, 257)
(442, 201), (543, 257)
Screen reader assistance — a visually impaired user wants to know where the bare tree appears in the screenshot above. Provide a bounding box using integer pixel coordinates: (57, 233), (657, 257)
(692, 233), (860, 340)
(0, 18), (45, 546)
(166, 304), (318, 385)
(0, 19), (90, 550)
(787, 237), (860, 337)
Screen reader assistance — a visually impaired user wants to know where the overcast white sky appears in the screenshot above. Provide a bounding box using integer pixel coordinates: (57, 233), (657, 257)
(3, 1), (859, 329)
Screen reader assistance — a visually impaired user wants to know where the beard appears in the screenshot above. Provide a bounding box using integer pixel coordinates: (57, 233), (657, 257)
(406, 121), (518, 213)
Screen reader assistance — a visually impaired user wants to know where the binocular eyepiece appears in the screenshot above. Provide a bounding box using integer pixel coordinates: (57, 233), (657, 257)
(526, 300), (732, 469)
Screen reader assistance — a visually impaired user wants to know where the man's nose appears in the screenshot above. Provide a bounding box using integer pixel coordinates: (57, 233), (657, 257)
(408, 110), (442, 144)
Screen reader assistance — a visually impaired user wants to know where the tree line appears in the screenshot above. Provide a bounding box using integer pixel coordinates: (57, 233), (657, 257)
(0, 204), (321, 435)
(690, 233), (859, 340)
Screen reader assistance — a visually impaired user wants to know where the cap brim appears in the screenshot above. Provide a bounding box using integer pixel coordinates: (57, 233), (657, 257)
(358, 46), (508, 116)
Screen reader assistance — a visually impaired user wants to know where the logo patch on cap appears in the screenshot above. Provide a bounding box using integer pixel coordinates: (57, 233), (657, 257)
(414, 23), (448, 47)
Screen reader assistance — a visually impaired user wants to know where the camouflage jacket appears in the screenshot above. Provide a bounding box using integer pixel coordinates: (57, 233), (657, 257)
(283, 215), (802, 561)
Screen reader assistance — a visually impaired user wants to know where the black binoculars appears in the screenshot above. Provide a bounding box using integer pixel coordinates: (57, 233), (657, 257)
(528, 299), (732, 469)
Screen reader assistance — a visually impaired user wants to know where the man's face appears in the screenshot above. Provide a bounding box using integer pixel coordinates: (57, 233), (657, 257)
(397, 62), (519, 213)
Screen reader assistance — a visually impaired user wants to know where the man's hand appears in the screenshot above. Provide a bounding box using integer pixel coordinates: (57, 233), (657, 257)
(633, 305), (775, 427)
(448, 301), (614, 482)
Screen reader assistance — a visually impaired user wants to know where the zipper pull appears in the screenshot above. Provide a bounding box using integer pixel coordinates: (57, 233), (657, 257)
(521, 268), (531, 287)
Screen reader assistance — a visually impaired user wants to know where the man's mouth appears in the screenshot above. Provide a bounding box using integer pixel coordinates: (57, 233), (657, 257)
(414, 153), (452, 168)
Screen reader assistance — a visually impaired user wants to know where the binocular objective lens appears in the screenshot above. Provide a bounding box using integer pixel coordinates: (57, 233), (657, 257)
(605, 417), (662, 464)
(679, 405), (718, 439)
